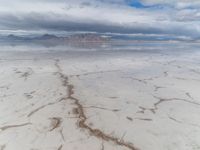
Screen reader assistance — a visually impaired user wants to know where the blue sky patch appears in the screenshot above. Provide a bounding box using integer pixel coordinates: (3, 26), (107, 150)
(129, 0), (165, 9)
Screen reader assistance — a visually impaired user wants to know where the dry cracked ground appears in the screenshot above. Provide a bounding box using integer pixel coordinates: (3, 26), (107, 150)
(0, 44), (200, 150)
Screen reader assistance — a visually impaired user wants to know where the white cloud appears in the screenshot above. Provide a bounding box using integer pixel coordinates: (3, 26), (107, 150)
(0, 0), (199, 39)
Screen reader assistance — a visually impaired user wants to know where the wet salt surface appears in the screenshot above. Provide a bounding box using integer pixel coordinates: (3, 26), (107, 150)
(0, 42), (200, 150)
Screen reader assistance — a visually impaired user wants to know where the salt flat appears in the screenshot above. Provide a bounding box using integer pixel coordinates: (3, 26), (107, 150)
(0, 43), (200, 150)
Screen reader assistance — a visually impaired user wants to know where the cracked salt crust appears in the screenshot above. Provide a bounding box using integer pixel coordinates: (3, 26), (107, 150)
(0, 47), (200, 150)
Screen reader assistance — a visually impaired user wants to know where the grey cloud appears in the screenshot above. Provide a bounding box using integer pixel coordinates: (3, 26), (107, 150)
(0, 12), (159, 33)
(0, 0), (199, 39)
(0, 12), (199, 38)
(174, 9), (200, 22)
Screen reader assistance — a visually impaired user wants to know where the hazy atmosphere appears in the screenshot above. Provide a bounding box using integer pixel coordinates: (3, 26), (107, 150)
(0, 1), (200, 150)
(0, 0), (200, 39)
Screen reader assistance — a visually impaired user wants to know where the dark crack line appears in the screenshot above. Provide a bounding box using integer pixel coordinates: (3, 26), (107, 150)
(138, 94), (200, 115)
(0, 145), (6, 150)
(59, 128), (65, 141)
(101, 142), (105, 150)
(58, 145), (63, 150)
(185, 92), (194, 100)
(69, 70), (120, 78)
(122, 76), (160, 86)
(27, 97), (66, 117)
(122, 77), (147, 85)
(137, 106), (155, 114)
(16, 67), (34, 81)
(49, 117), (62, 132)
(134, 118), (152, 121)
(153, 85), (165, 92)
(163, 71), (169, 77)
(127, 117), (133, 121)
(154, 95), (200, 107)
(151, 95), (200, 113)
(189, 69), (200, 75)
(54, 60), (139, 150)
(174, 77), (200, 82)
(0, 84), (10, 90)
(168, 116), (200, 128)
(168, 116), (182, 124)
(83, 106), (120, 112)
(142, 76), (160, 81)
(0, 123), (31, 132)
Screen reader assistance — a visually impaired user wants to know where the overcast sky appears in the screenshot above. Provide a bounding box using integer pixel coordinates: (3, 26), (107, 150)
(0, 0), (200, 39)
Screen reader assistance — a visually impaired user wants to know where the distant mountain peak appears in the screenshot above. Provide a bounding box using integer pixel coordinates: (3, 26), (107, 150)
(40, 34), (58, 39)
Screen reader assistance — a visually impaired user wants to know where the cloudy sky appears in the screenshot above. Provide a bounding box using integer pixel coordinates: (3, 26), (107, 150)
(0, 0), (200, 39)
